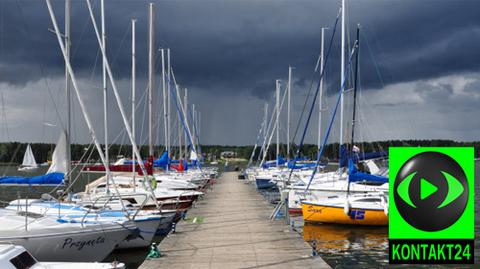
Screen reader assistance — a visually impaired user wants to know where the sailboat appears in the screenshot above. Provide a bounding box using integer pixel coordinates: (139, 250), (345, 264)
(300, 23), (390, 226)
(302, 159), (389, 226)
(0, 208), (135, 262)
(6, 197), (174, 249)
(18, 144), (39, 172)
(0, 133), (66, 186)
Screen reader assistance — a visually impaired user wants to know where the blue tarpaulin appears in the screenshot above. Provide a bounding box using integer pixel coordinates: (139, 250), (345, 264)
(348, 159), (387, 184)
(153, 151), (169, 168)
(262, 155), (286, 169)
(0, 172), (64, 185)
(124, 159), (145, 165)
(339, 145), (387, 168)
(287, 161), (320, 169)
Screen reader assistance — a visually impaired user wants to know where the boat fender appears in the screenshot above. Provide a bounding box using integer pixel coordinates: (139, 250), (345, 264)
(147, 175), (157, 190)
(380, 195), (388, 216)
(343, 200), (351, 215)
(146, 242), (161, 259)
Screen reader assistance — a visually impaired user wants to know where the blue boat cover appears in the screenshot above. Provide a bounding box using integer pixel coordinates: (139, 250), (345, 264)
(124, 159), (145, 165)
(262, 155), (286, 169)
(339, 145), (387, 168)
(287, 161), (316, 169)
(0, 172), (64, 185)
(348, 159), (387, 184)
(153, 151), (169, 168)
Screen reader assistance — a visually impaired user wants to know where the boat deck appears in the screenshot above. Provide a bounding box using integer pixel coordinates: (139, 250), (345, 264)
(139, 171), (330, 269)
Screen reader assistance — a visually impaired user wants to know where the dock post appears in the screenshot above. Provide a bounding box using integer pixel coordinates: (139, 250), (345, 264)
(284, 190), (290, 225)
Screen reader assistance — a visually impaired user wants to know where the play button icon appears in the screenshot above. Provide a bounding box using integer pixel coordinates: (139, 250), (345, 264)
(420, 178), (438, 200)
(393, 151), (469, 231)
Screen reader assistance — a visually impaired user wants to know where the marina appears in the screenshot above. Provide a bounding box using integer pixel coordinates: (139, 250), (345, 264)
(0, 0), (478, 268)
(139, 171), (329, 269)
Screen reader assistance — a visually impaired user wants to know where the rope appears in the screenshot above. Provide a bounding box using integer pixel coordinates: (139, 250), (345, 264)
(289, 9), (342, 154)
(286, 9), (341, 183)
(305, 41), (358, 191)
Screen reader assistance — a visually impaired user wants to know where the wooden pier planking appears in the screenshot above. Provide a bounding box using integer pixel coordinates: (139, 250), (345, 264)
(139, 171), (330, 269)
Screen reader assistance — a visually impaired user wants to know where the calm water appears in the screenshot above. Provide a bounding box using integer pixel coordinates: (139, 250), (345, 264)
(1, 164), (478, 268)
(0, 165), (102, 203)
(0, 165), (151, 268)
(293, 163), (480, 268)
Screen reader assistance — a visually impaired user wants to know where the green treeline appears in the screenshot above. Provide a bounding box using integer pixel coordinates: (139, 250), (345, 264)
(0, 139), (478, 164)
(201, 139), (480, 162)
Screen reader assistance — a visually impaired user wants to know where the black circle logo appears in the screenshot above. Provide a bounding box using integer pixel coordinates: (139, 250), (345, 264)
(394, 151), (468, 231)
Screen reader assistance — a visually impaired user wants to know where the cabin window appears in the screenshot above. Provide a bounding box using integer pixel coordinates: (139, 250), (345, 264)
(358, 198), (381, 203)
(95, 184), (106, 193)
(10, 251), (37, 269)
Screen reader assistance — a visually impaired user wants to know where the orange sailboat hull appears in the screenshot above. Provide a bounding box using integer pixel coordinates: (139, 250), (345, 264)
(302, 203), (388, 226)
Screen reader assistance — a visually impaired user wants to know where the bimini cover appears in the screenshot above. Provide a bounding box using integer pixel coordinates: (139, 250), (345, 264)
(0, 172), (64, 185)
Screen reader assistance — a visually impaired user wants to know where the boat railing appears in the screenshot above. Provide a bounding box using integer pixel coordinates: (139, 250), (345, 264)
(0, 200), (10, 207)
(79, 193), (152, 226)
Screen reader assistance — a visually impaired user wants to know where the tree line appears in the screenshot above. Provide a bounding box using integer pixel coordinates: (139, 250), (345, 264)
(0, 139), (478, 164)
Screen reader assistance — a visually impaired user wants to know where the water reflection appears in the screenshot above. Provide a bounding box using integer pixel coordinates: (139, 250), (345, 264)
(303, 223), (389, 267)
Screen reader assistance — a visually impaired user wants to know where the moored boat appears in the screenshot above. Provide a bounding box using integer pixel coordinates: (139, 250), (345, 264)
(0, 209), (135, 262)
(302, 193), (388, 226)
(17, 144), (39, 172)
(0, 243), (125, 269)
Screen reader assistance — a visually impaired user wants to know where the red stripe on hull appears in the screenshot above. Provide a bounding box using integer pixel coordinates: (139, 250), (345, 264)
(288, 208), (302, 215)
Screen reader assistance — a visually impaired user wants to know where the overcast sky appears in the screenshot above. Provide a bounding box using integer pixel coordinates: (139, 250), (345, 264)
(0, 0), (479, 147)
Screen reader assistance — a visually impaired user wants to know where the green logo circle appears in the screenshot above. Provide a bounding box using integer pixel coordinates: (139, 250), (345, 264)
(394, 151), (468, 231)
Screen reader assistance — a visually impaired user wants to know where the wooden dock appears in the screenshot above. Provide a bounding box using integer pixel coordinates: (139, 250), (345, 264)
(139, 171), (330, 269)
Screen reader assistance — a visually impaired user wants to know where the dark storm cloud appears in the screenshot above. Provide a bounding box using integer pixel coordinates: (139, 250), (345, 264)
(1, 0), (479, 95)
(0, 0), (479, 145)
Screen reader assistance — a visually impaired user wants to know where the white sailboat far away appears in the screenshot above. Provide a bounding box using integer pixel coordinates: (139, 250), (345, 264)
(18, 144), (39, 172)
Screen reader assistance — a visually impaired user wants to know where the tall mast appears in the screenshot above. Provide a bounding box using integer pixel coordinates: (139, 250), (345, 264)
(148, 3), (155, 157)
(275, 79), (280, 165)
(256, 103), (268, 164)
(64, 0), (71, 186)
(167, 49), (171, 160)
(192, 104), (196, 147)
(198, 111), (201, 157)
(101, 0), (109, 193)
(263, 103), (268, 140)
(258, 103), (269, 162)
(160, 49), (166, 150)
(339, 0), (345, 161)
(350, 25), (360, 148)
(287, 66), (292, 159)
(178, 87), (183, 160)
(131, 18), (136, 187)
(83, 0), (161, 209)
(47, 0), (130, 212)
(318, 27), (327, 149)
(183, 88), (188, 156)
(198, 112), (201, 146)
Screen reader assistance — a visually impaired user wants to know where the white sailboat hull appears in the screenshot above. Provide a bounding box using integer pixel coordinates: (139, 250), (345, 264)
(0, 223), (133, 262)
(17, 166), (39, 172)
(287, 181), (388, 213)
(116, 217), (160, 249)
